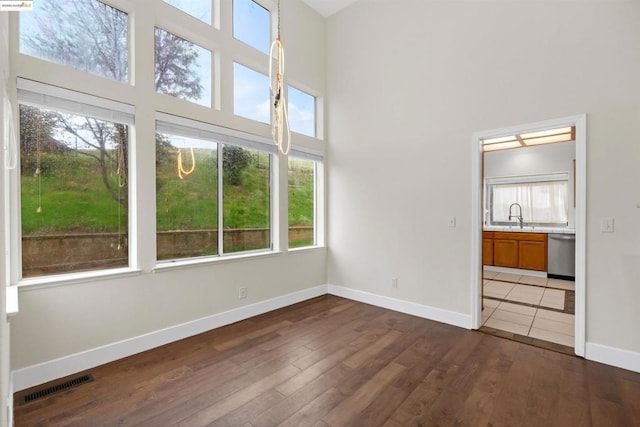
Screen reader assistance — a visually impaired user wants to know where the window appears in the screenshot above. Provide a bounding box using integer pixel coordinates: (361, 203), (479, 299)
(19, 99), (131, 278)
(233, 63), (270, 124)
(288, 157), (316, 248)
(10, 1), (324, 283)
(486, 174), (569, 227)
(20, 0), (128, 82)
(155, 28), (212, 107)
(222, 146), (271, 253)
(156, 115), (274, 261)
(233, 0), (270, 54)
(163, 0), (211, 24)
(288, 86), (316, 137)
(156, 134), (218, 260)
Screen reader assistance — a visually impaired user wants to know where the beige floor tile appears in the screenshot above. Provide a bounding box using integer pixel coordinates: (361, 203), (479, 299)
(483, 298), (500, 308)
(535, 309), (574, 325)
(505, 293), (543, 305)
(532, 317), (574, 336)
(482, 305), (496, 325)
(483, 271), (499, 279)
(485, 318), (530, 336)
(490, 309), (534, 327)
(484, 281), (515, 298)
(505, 285), (544, 305)
(540, 289), (565, 310)
(518, 275), (548, 286)
(547, 278), (575, 291)
(495, 272), (522, 283)
(539, 299), (564, 310)
(528, 327), (574, 347)
(497, 301), (537, 316)
(511, 284), (546, 296)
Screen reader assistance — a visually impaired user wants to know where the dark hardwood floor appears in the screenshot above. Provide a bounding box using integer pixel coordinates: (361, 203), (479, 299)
(14, 295), (640, 426)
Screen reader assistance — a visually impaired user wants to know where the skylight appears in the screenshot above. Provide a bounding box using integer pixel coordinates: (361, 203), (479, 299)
(483, 126), (575, 152)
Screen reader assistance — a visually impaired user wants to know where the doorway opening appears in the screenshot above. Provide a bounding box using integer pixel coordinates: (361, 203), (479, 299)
(471, 115), (586, 357)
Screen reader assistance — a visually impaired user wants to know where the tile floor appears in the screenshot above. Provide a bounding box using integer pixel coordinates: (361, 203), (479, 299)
(482, 270), (575, 348)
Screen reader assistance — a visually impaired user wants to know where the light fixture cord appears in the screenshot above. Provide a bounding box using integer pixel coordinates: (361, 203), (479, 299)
(270, 0), (291, 155)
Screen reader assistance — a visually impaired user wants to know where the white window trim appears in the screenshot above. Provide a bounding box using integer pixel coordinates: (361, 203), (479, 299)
(14, 81), (137, 285)
(155, 112), (277, 263)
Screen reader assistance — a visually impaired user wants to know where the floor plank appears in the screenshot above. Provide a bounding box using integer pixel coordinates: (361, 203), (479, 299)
(13, 295), (640, 427)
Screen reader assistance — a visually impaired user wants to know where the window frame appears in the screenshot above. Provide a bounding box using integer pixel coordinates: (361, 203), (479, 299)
(15, 79), (139, 285)
(155, 112), (276, 264)
(287, 85), (317, 138)
(287, 154), (319, 249)
(6, 0), (326, 287)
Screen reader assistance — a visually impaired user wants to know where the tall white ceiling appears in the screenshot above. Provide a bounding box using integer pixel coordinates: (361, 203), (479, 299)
(301, 0), (358, 17)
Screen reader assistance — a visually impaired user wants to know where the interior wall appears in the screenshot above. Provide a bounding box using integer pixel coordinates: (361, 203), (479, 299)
(326, 1), (640, 353)
(484, 141), (576, 228)
(1, 11), (11, 426)
(9, 0), (328, 374)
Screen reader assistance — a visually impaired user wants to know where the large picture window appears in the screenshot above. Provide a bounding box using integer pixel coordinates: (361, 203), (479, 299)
(19, 102), (130, 277)
(10, 0), (324, 284)
(20, 0), (128, 82)
(156, 115), (273, 261)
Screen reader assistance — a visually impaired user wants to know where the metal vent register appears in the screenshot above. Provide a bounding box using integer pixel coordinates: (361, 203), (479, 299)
(19, 374), (94, 405)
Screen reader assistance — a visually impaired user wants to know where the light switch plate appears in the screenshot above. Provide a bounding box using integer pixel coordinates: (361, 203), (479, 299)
(448, 216), (456, 228)
(601, 217), (614, 233)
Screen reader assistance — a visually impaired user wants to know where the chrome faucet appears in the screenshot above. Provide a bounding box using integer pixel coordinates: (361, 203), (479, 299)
(508, 203), (524, 229)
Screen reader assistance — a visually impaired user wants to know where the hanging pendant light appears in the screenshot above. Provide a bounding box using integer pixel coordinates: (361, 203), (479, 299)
(269, 0), (291, 155)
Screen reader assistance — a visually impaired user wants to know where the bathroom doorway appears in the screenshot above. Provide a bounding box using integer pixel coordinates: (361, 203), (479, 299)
(471, 115), (586, 357)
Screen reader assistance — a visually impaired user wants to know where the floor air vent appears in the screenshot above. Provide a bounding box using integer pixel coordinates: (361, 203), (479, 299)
(19, 374), (94, 405)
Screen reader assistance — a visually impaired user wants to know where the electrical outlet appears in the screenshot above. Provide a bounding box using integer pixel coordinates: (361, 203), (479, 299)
(391, 278), (398, 288)
(238, 286), (248, 299)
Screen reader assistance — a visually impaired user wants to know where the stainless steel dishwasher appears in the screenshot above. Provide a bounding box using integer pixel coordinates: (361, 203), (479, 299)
(547, 233), (575, 280)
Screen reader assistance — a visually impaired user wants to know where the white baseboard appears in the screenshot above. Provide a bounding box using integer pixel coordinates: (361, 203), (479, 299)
(327, 284), (472, 329)
(586, 342), (640, 373)
(11, 285), (327, 392)
(483, 265), (547, 278)
(15, 282), (636, 396)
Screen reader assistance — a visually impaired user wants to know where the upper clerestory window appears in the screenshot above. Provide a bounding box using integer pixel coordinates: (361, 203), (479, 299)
(154, 28), (212, 108)
(233, 0), (270, 55)
(163, 0), (212, 24)
(20, 0), (129, 83)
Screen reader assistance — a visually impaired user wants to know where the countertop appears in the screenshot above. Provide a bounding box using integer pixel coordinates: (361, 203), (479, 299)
(483, 226), (575, 235)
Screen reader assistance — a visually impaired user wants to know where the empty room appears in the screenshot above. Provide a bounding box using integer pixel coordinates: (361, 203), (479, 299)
(1, 0), (639, 425)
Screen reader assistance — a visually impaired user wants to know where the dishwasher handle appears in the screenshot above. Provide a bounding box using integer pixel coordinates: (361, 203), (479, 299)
(549, 234), (575, 241)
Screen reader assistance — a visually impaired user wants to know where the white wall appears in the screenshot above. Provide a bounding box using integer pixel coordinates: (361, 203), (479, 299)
(484, 141), (576, 228)
(326, 0), (640, 355)
(8, 0), (328, 383)
(1, 11), (12, 426)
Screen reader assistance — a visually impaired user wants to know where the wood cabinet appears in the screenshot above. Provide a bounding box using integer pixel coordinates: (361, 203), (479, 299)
(482, 231), (494, 266)
(518, 240), (547, 271)
(483, 231), (547, 272)
(494, 238), (518, 268)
